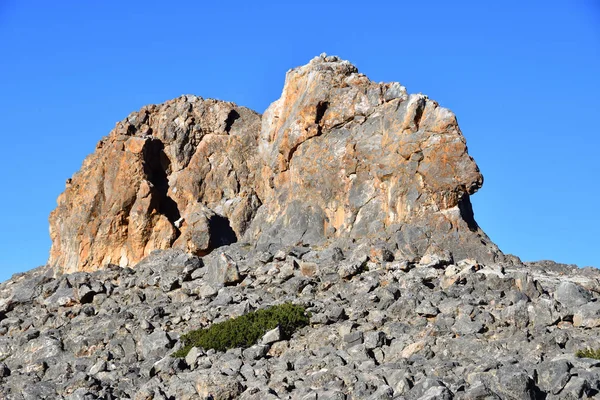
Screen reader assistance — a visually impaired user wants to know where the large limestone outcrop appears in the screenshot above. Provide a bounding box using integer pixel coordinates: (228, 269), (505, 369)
(248, 56), (496, 262)
(49, 55), (501, 274)
(49, 98), (262, 274)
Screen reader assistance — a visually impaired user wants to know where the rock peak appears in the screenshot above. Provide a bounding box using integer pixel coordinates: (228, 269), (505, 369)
(300, 53), (359, 74)
(49, 56), (499, 274)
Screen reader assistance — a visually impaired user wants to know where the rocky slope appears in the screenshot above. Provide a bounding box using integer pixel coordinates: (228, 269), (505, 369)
(1, 244), (600, 399)
(49, 54), (499, 275)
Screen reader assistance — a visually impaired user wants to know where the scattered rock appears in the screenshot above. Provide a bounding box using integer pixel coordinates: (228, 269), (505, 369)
(555, 281), (593, 308)
(299, 261), (319, 278)
(0, 243), (599, 398)
(206, 252), (242, 287)
(261, 326), (281, 345)
(574, 302), (600, 328)
(195, 372), (244, 399)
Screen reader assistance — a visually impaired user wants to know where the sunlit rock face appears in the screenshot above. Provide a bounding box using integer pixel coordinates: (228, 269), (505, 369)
(247, 55), (497, 263)
(49, 55), (500, 274)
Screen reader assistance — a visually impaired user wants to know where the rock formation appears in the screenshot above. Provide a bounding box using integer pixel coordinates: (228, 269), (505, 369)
(2, 54), (599, 399)
(49, 98), (262, 273)
(49, 54), (500, 274)
(249, 56), (494, 262)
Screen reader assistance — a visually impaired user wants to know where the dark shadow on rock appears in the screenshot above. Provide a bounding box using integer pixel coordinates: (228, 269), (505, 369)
(458, 194), (479, 232)
(144, 139), (181, 225)
(315, 101), (329, 125)
(209, 214), (238, 248)
(224, 110), (240, 133)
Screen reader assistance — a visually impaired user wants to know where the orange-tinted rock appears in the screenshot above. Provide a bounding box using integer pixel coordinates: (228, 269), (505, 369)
(49, 55), (501, 274)
(49, 96), (261, 274)
(247, 55), (498, 262)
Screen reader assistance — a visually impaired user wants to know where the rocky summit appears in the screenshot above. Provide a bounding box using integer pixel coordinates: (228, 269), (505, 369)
(0, 55), (598, 399)
(49, 54), (499, 275)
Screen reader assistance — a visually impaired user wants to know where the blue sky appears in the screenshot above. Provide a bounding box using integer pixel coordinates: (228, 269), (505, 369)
(0, 1), (598, 282)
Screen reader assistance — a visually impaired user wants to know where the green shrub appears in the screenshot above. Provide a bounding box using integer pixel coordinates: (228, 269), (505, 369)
(173, 303), (310, 358)
(576, 348), (600, 360)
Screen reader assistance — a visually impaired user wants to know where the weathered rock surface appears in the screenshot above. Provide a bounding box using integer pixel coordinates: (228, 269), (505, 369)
(49, 97), (262, 274)
(249, 55), (495, 264)
(2, 246), (600, 399)
(49, 54), (500, 274)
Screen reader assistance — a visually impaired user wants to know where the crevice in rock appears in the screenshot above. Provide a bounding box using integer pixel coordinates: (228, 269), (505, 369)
(315, 101), (329, 126)
(284, 102), (330, 169)
(457, 193), (479, 232)
(208, 214), (238, 248)
(224, 110), (240, 134)
(286, 142), (303, 167)
(144, 139), (182, 229)
(413, 98), (426, 131)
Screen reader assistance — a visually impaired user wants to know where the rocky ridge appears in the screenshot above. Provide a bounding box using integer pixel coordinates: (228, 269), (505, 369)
(1, 245), (600, 398)
(49, 54), (499, 275)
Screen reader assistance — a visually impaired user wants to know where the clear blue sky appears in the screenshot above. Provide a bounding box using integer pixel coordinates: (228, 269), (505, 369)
(1, 1), (598, 282)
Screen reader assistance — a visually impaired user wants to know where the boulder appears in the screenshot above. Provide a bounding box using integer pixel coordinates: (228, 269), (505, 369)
(555, 281), (593, 308)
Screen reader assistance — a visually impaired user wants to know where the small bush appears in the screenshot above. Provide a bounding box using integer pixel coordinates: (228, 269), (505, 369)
(576, 348), (600, 360)
(173, 303), (310, 357)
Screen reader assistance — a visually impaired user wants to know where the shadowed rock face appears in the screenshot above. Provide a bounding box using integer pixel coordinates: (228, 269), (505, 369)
(49, 55), (501, 274)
